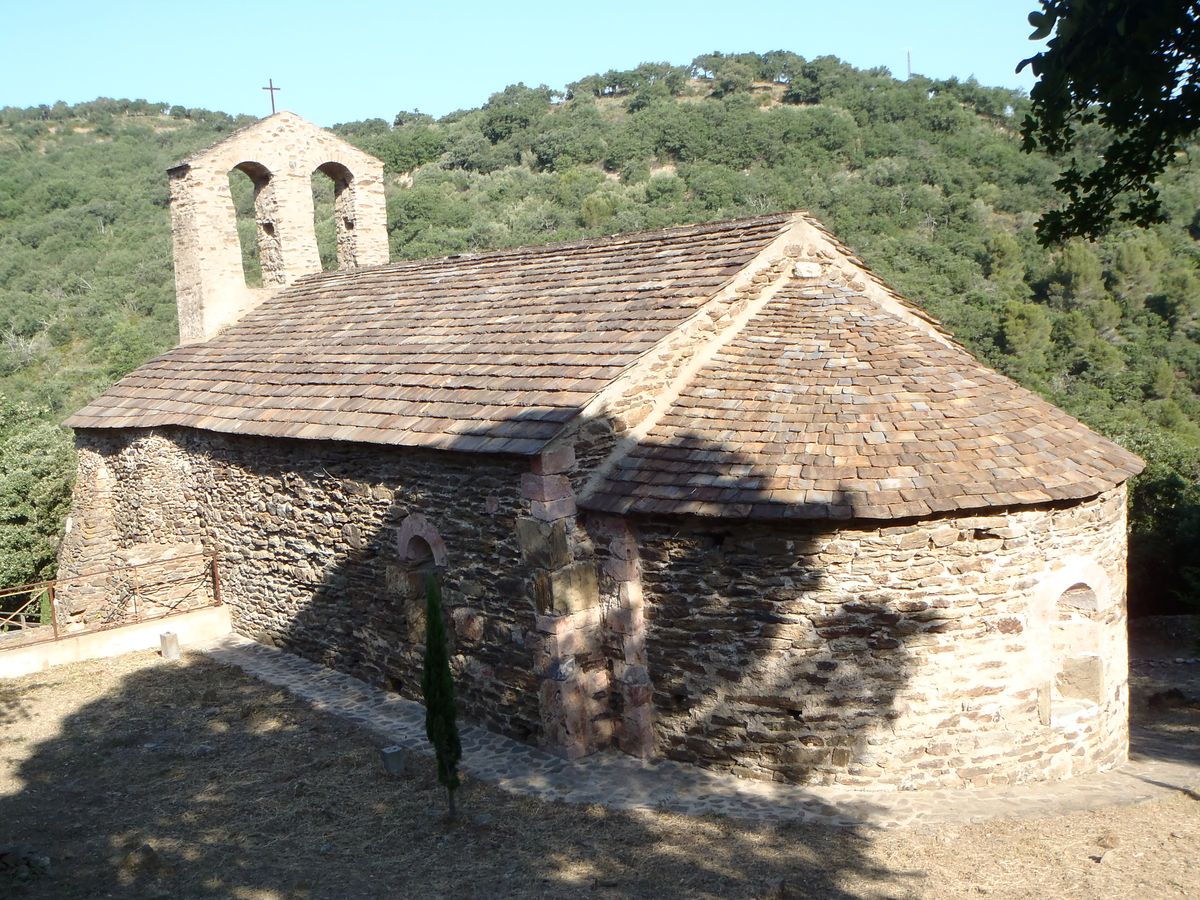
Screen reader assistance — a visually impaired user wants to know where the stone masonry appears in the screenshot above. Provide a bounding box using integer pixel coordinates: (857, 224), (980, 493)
(60, 427), (544, 741)
(632, 488), (1130, 789)
(168, 111), (388, 343)
(60, 423), (1130, 789)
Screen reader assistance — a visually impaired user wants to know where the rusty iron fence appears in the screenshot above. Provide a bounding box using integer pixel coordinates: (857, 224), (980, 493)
(0, 552), (222, 649)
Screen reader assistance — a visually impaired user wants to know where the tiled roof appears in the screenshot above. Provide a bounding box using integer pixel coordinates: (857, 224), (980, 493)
(66, 215), (793, 454)
(68, 210), (1143, 519)
(580, 277), (1144, 519)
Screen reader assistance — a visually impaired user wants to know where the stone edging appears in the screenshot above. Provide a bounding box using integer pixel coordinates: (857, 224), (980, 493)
(199, 635), (1200, 829)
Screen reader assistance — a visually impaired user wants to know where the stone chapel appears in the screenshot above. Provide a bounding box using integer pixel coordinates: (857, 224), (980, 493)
(58, 112), (1145, 790)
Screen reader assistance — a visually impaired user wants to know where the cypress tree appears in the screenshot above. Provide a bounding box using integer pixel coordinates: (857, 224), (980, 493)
(421, 573), (462, 819)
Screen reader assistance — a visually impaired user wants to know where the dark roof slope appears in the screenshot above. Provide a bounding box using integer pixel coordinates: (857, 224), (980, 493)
(67, 215), (792, 453)
(581, 275), (1145, 519)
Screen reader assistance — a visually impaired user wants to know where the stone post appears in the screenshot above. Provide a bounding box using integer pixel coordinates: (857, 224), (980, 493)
(516, 445), (611, 758)
(591, 515), (656, 758)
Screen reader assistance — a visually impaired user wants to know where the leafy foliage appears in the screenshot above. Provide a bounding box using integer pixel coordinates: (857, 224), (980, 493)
(1019, 0), (1200, 242)
(1, 60), (1199, 611)
(0, 398), (74, 587)
(421, 574), (461, 818)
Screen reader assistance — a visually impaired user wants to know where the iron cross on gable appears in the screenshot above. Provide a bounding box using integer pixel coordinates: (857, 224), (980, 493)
(262, 78), (281, 115)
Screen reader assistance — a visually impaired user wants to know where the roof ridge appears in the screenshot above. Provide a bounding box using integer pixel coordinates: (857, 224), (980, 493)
(575, 235), (805, 502)
(580, 274), (1144, 520)
(283, 213), (795, 292)
(789, 213), (961, 350)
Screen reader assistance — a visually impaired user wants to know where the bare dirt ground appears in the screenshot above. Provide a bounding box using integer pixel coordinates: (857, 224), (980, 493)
(1, 625), (1198, 899)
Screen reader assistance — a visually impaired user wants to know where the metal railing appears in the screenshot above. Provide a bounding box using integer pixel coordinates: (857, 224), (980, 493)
(0, 552), (221, 649)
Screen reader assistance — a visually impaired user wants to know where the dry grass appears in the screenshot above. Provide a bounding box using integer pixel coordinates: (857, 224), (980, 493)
(1, 650), (1198, 899)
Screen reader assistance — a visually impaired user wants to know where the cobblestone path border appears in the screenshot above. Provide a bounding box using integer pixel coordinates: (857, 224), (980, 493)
(201, 635), (1200, 828)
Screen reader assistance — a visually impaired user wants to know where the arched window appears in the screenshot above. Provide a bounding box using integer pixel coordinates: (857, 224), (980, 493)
(405, 535), (437, 577)
(397, 514), (447, 568)
(395, 515), (448, 645)
(311, 162), (357, 271)
(1058, 583), (1098, 613)
(1051, 582), (1103, 709)
(228, 161), (284, 287)
(228, 168), (262, 287)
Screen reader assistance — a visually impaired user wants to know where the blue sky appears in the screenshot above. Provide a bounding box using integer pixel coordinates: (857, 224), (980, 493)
(1, 1), (1042, 125)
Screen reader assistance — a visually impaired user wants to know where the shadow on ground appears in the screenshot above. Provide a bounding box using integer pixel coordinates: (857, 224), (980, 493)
(0, 653), (917, 899)
(1127, 616), (1200, 770)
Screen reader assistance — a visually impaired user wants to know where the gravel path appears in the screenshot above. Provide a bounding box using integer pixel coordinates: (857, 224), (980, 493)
(201, 634), (1200, 828)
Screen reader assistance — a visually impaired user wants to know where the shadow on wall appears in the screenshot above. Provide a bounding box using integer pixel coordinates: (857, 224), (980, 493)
(626, 515), (917, 785)
(575, 438), (921, 784)
(180, 405), (921, 787)
(0, 654), (914, 898)
(173, 429), (542, 745)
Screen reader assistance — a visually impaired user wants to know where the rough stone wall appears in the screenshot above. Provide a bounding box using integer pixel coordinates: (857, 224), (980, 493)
(60, 447), (118, 578)
(60, 425), (1133, 789)
(633, 488), (1130, 790)
(62, 427), (541, 741)
(170, 112), (389, 344)
(515, 446), (614, 758)
(57, 455), (213, 627)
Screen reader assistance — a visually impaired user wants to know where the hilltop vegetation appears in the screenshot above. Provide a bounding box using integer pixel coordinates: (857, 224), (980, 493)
(0, 53), (1198, 611)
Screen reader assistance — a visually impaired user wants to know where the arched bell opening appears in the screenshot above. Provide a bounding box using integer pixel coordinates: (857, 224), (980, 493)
(311, 161), (358, 270)
(228, 161), (284, 287)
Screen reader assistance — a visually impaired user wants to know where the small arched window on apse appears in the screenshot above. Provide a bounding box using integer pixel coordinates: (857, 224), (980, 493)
(1058, 583), (1099, 615)
(228, 161), (284, 288)
(1051, 581), (1104, 709)
(311, 161), (357, 271)
(1035, 561), (1113, 724)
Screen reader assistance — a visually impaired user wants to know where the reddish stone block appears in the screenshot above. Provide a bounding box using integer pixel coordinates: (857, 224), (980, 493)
(606, 605), (644, 635)
(618, 705), (655, 758)
(520, 473), (572, 502)
(618, 581), (643, 605)
(608, 532), (639, 560)
(624, 682), (654, 707)
(531, 496), (577, 522)
(531, 445), (575, 475)
(603, 556), (639, 581)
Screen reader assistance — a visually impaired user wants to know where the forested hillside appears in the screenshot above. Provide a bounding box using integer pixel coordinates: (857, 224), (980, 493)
(1, 53), (1198, 612)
